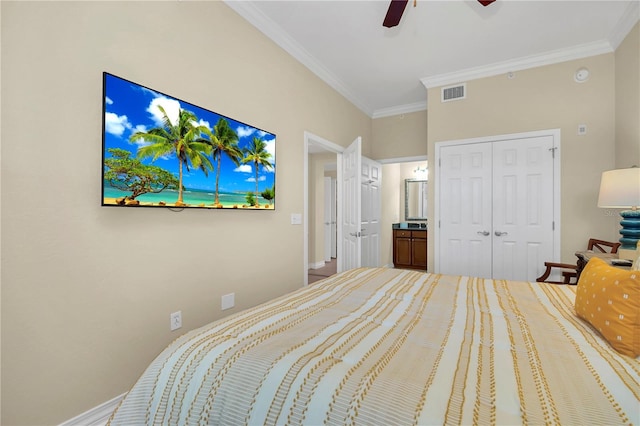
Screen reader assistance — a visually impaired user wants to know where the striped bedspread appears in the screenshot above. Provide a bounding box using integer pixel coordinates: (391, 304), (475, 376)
(108, 267), (639, 425)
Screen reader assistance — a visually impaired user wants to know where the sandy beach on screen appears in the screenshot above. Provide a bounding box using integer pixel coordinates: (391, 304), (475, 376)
(103, 198), (274, 209)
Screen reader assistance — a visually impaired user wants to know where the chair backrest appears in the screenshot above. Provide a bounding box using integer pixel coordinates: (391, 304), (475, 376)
(587, 238), (621, 254)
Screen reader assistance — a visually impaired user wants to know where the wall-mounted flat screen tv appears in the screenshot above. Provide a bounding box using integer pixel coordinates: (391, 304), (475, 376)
(102, 72), (276, 210)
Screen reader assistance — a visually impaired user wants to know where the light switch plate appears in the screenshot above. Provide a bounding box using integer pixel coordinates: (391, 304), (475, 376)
(291, 213), (302, 225)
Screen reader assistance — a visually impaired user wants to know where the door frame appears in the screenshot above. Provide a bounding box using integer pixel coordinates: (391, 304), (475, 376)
(433, 128), (561, 274)
(304, 131), (344, 286)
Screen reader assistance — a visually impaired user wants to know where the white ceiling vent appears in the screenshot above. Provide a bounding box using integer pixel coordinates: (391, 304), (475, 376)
(441, 83), (466, 102)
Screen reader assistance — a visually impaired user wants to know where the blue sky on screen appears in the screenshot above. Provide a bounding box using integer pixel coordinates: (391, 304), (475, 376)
(103, 73), (276, 194)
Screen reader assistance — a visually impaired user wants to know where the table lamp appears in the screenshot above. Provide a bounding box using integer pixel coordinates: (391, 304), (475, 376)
(597, 167), (640, 260)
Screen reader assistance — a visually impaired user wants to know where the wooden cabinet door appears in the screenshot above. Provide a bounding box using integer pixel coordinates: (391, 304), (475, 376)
(412, 232), (427, 268)
(394, 229), (427, 270)
(395, 236), (412, 267)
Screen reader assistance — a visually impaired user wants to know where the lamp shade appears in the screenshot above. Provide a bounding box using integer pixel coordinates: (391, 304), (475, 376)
(597, 167), (640, 208)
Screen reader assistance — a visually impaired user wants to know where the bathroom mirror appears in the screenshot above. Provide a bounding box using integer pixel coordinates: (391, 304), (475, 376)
(405, 179), (428, 221)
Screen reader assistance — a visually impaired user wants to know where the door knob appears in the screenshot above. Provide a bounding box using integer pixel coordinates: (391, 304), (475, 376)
(477, 231), (490, 236)
(495, 231), (508, 236)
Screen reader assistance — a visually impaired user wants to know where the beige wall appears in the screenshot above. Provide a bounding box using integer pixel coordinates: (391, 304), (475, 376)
(427, 53), (621, 268)
(0, 2), (371, 424)
(380, 163), (401, 266)
(372, 110), (428, 159)
(615, 22), (640, 168)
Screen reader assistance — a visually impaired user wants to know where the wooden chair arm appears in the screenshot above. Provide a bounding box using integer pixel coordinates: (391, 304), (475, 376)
(588, 238), (621, 254)
(536, 262), (578, 284)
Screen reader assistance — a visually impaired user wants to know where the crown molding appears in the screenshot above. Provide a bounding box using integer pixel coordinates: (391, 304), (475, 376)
(422, 4), (639, 90)
(420, 40), (614, 89)
(224, 0), (374, 117)
(372, 101), (428, 119)
(226, 0), (638, 117)
(609, 1), (640, 50)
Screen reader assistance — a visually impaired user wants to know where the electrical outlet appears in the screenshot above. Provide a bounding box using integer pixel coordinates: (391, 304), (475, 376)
(170, 311), (182, 331)
(221, 293), (235, 310)
(578, 124), (587, 135)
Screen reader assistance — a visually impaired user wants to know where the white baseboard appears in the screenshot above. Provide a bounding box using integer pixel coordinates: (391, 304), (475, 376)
(309, 261), (326, 269)
(59, 392), (127, 426)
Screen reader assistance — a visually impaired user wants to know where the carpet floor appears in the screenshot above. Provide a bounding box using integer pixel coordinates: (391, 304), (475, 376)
(308, 258), (337, 284)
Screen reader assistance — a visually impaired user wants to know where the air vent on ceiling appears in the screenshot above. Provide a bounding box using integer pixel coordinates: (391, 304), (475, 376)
(441, 83), (466, 102)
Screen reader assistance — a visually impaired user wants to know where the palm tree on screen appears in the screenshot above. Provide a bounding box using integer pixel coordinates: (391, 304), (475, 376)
(209, 118), (242, 206)
(242, 137), (273, 207)
(130, 106), (213, 204)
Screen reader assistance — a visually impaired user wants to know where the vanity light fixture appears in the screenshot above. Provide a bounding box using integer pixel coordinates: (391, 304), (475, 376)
(413, 166), (428, 180)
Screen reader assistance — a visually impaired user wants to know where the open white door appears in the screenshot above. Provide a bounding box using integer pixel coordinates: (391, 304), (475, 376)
(323, 176), (332, 262)
(330, 178), (337, 259)
(341, 137), (362, 270)
(361, 157), (382, 267)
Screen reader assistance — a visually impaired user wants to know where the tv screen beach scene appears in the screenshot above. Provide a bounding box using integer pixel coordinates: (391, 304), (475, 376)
(102, 73), (276, 209)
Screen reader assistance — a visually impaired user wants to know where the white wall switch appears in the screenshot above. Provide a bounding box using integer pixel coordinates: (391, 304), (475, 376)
(170, 311), (182, 331)
(291, 213), (302, 225)
(221, 293), (235, 310)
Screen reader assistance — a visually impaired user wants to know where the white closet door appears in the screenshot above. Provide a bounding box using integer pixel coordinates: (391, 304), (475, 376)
(492, 136), (555, 281)
(439, 143), (493, 278)
(438, 134), (556, 281)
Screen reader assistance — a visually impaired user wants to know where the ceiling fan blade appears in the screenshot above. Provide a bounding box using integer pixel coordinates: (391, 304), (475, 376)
(478, 0), (496, 6)
(383, 0), (409, 28)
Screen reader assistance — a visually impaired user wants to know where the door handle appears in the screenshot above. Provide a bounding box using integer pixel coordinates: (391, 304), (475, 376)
(477, 231), (490, 236)
(495, 231), (508, 236)
(349, 232), (361, 237)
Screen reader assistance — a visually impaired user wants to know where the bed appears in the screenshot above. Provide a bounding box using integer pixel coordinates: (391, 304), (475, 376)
(108, 264), (639, 425)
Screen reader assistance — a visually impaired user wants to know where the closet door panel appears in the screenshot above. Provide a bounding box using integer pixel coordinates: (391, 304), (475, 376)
(439, 143), (493, 278)
(492, 136), (555, 281)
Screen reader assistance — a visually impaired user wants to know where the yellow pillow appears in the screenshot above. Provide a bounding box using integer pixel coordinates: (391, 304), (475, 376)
(575, 257), (640, 357)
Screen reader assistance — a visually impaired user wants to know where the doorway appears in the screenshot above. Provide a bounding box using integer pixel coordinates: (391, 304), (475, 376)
(304, 133), (382, 285)
(304, 132), (343, 286)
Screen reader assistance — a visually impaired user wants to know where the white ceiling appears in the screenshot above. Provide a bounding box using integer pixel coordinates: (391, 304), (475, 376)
(226, 0), (639, 118)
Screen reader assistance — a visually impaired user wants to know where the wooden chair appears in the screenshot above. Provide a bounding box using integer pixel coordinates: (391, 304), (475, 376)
(536, 238), (621, 284)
